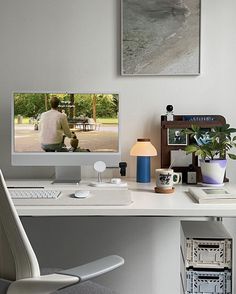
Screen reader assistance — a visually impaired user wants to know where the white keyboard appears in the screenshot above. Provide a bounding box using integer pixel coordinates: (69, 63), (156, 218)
(9, 189), (61, 199)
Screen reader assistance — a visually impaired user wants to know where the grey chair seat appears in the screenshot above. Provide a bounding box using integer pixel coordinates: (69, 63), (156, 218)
(0, 279), (117, 294)
(0, 279), (11, 294)
(41, 269), (117, 294)
(55, 281), (117, 294)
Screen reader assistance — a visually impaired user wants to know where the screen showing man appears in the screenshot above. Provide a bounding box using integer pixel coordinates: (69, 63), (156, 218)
(39, 96), (72, 152)
(13, 93), (119, 153)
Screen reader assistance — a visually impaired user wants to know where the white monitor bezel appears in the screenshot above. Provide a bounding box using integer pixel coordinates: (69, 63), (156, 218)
(11, 92), (121, 167)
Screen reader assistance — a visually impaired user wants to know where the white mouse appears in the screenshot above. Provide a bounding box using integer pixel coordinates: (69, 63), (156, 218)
(74, 190), (90, 199)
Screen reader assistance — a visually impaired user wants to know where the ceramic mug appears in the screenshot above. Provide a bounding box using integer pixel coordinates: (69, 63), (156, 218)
(155, 169), (180, 190)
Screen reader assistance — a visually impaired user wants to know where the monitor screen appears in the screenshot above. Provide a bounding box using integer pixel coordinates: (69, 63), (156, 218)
(12, 93), (120, 167)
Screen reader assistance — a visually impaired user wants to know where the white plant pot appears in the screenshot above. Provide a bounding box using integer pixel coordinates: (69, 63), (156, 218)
(200, 159), (227, 185)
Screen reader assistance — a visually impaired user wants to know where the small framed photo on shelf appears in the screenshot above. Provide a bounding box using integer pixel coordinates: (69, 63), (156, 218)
(170, 150), (192, 167)
(167, 128), (187, 146)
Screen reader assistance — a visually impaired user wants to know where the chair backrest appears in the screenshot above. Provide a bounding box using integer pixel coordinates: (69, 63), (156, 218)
(0, 170), (40, 281)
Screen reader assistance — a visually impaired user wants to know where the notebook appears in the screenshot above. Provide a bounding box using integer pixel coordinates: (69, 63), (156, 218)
(188, 187), (236, 204)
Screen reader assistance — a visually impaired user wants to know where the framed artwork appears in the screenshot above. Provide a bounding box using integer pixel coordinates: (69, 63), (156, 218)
(193, 128), (211, 146)
(167, 128), (187, 145)
(121, 0), (201, 75)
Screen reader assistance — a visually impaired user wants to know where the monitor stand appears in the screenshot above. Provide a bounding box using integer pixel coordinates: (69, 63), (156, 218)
(53, 166), (81, 184)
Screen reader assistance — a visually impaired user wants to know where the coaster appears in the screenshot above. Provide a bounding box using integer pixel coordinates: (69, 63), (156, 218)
(154, 187), (175, 194)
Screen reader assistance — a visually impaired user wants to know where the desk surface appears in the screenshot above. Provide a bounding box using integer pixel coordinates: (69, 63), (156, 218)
(6, 179), (236, 217)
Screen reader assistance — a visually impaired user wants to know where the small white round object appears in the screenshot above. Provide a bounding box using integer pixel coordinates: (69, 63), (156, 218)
(74, 190), (90, 199)
(94, 161), (106, 173)
(111, 178), (121, 184)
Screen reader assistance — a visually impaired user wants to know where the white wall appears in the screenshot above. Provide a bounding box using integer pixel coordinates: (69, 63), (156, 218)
(1, 1), (236, 293)
(1, 0), (236, 179)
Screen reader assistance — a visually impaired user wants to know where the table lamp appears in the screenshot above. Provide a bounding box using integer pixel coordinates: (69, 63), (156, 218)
(130, 138), (157, 183)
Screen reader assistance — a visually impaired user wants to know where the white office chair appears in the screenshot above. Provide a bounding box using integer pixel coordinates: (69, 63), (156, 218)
(0, 170), (124, 294)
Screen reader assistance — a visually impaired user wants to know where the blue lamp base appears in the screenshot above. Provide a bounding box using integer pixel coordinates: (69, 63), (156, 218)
(136, 156), (151, 183)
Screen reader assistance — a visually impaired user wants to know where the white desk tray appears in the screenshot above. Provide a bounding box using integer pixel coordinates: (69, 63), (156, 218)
(13, 189), (132, 206)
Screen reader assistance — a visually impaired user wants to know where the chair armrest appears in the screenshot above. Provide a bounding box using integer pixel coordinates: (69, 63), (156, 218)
(57, 255), (124, 282)
(7, 256), (124, 294)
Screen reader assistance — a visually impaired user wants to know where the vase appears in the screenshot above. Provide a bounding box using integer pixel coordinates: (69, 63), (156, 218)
(200, 159), (227, 185)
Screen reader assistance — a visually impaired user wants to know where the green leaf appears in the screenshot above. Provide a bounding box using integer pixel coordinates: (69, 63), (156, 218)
(228, 153), (236, 160)
(184, 145), (198, 154)
(226, 128), (236, 133)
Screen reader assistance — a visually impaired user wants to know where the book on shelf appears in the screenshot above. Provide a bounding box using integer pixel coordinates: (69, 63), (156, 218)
(188, 187), (236, 204)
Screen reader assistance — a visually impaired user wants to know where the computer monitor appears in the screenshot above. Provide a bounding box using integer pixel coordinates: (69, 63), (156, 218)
(12, 93), (120, 182)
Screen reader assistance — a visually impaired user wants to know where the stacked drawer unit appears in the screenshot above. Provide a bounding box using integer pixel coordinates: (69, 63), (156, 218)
(180, 221), (232, 294)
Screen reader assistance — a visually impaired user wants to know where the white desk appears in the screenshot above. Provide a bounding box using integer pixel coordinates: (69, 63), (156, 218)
(7, 179), (236, 294)
(6, 179), (236, 217)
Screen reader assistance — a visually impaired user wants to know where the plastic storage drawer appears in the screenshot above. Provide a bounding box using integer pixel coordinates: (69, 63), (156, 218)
(186, 239), (232, 269)
(186, 269), (231, 294)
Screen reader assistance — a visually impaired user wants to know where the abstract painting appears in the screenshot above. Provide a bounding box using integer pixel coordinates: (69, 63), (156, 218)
(121, 0), (201, 75)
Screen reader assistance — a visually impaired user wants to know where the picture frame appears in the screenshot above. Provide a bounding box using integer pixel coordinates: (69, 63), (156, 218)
(121, 0), (201, 75)
(167, 128), (187, 146)
(193, 128), (211, 146)
(170, 150), (192, 167)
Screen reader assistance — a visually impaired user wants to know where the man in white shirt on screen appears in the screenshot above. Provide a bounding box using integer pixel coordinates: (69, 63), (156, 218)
(39, 96), (72, 152)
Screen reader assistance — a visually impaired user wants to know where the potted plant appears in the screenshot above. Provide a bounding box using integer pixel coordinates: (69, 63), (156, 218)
(183, 124), (236, 185)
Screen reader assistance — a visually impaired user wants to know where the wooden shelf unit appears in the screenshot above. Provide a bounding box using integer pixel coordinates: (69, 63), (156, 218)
(161, 115), (226, 183)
